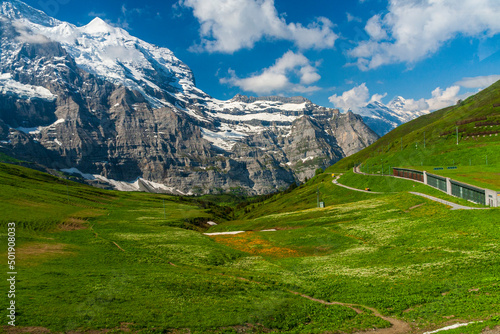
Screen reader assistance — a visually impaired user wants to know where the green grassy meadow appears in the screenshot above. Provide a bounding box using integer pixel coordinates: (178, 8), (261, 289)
(2, 82), (500, 333)
(1, 160), (499, 334)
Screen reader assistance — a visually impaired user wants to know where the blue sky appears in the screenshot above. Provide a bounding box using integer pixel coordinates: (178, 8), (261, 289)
(23, 0), (500, 113)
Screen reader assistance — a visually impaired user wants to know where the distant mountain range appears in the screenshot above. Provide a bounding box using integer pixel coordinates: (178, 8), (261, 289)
(358, 97), (430, 136)
(0, 0), (381, 194)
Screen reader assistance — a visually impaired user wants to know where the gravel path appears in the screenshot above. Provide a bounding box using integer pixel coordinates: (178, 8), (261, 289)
(332, 173), (386, 194)
(334, 170), (489, 210)
(408, 192), (489, 210)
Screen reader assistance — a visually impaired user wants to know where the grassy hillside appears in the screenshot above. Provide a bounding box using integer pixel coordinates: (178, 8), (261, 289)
(0, 163), (393, 333)
(1, 74), (500, 334)
(207, 177), (500, 334)
(1, 160), (498, 333)
(330, 80), (500, 190)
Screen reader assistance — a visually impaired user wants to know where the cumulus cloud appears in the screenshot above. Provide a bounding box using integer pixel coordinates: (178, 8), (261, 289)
(178, 0), (337, 53)
(395, 86), (471, 114)
(350, 0), (500, 70)
(328, 83), (382, 112)
(424, 86), (462, 111)
(220, 51), (321, 94)
(369, 92), (387, 103)
(364, 15), (387, 41)
(329, 83), (469, 114)
(456, 75), (500, 88)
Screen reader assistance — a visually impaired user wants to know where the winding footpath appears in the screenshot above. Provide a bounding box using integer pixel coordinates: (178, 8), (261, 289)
(225, 273), (411, 334)
(289, 291), (411, 334)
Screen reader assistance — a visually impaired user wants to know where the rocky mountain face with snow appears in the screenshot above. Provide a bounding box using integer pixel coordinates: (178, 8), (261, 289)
(358, 97), (430, 136)
(0, 0), (378, 195)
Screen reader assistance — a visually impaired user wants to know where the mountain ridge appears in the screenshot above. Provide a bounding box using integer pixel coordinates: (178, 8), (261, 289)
(0, 0), (379, 195)
(357, 96), (430, 136)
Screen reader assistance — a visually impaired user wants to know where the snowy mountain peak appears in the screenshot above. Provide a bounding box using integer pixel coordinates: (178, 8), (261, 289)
(391, 96), (406, 103)
(83, 17), (121, 35)
(1, 0), (198, 108)
(387, 96), (406, 111)
(358, 96), (429, 136)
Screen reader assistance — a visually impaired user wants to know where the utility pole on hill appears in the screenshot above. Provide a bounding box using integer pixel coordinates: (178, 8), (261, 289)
(316, 187), (320, 208)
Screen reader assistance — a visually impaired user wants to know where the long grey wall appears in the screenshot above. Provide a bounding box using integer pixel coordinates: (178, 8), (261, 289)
(393, 168), (498, 207)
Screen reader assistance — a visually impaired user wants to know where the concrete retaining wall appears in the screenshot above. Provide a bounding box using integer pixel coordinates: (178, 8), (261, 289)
(394, 168), (498, 207)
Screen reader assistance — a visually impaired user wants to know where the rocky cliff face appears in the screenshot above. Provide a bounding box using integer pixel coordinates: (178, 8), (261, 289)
(0, 0), (379, 195)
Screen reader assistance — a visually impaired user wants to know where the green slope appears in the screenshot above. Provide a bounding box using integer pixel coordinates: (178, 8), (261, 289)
(329, 80), (500, 190)
(2, 84), (500, 334)
(0, 163), (391, 333)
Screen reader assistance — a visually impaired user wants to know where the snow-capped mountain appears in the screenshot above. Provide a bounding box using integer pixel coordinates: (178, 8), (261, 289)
(1, 0), (200, 108)
(0, 0), (378, 195)
(357, 97), (429, 136)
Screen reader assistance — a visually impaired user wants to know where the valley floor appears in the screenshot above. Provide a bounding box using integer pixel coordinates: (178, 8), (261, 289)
(1, 165), (499, 334)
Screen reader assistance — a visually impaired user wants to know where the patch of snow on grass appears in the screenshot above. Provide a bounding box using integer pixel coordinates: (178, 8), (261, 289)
(204, 231), (246, 236)
(423, 322), (481, 334)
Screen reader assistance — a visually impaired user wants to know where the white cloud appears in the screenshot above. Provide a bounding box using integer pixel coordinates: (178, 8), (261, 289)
(329, 83), (469, 114)
(369, 92), (387, 103)
(364, 15), (387, 41)
(12, 21), (51, 44)
(396, 86), (470, 113)
(350, 0), (500, 70)
(220, 51), (321, 94)
(299, 65), (321, 85)
(347, 13), (362, 23)
(329, 83), (375, 112)
(456, 75), (500, 88)
(425, 86), (462, 111)
(178, 0), (337, 53)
